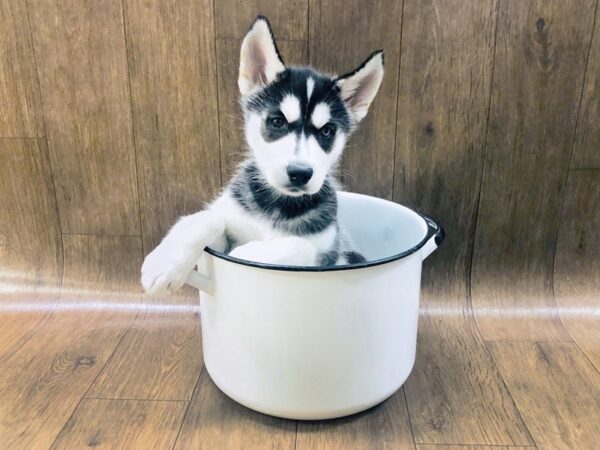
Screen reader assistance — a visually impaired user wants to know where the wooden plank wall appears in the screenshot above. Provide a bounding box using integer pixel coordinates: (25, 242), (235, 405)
(1, 0), (600, 448)
(471, 0), (597, 341)
(3, 0), (597, 310)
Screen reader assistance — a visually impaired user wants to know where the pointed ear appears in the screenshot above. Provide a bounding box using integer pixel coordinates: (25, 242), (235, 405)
(336, 50), (384, 123)
(238, 16), (285, 96)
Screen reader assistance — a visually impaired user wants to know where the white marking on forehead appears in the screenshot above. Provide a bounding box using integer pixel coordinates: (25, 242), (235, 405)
(280, 95), (301, 123)
(311, 103), (331, 128)
(306, 78), (315, 101)
(295, 132), (309, 157)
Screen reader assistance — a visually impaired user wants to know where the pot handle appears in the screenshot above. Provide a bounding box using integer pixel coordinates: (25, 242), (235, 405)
(185, 270), (213, 294)
(421, 215), (445, 261)
(185, 254), (215, 295)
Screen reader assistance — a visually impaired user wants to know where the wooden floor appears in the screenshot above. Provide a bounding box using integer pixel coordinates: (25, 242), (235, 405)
(1, 236), (598, 450)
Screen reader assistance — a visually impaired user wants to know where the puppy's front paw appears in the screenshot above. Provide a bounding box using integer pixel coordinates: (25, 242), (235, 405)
(141, 243), (196, 295)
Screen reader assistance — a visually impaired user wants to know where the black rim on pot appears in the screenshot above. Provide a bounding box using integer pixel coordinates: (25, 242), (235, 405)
(203, 214), (445, 272)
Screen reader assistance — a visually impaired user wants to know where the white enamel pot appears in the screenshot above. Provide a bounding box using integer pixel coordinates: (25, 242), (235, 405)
(186, 192), (444, 420)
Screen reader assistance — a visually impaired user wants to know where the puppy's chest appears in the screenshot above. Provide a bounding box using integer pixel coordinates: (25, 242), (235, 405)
(228, 209), (285, 243)
(226, 204), (337, 253)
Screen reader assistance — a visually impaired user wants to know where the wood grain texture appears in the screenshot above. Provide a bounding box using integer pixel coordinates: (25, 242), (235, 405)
(0, 138), (62, 366)
(489, 341), (600, 449)
(50, 398), (187, 450)
(124, 0), (222, 252)
(572, 4), (600, 169)
(0, 140), (61, 290)
(309, 0), (403, 200)
(173, 370), (296, 450)
(554, 170), (600, 370)
(0, 0), (43, 137)
(216, 39), (308, 180)
(86, 306), (202, 401)
(296, 389), (415, 450)
(29, 0), (140, 235)
(417, 446), (534, 450)
(393, 0), (497, 310)
(471, 0), (596, 341)
(0, 234), (141, 450)
(215, 0), (308, 40)
(404, 315), (532, 446)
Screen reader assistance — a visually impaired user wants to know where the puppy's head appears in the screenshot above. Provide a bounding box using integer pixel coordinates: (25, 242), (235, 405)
(239, 16), (384, 196)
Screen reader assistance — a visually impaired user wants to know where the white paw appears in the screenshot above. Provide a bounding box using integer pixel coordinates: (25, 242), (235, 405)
(141, 243), (197, 295)
(230, 237), (317, 266)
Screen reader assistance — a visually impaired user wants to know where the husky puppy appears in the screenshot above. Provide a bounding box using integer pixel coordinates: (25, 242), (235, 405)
(142, 16), (384, 294)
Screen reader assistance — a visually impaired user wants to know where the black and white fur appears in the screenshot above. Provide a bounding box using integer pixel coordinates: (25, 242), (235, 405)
(142, 16), (384, 294)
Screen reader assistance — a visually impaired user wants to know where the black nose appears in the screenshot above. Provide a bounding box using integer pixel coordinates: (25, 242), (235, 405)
(286, 164), (313, 187)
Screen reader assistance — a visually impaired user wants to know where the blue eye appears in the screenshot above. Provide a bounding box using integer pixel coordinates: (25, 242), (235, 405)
(320, 124), (334, 138)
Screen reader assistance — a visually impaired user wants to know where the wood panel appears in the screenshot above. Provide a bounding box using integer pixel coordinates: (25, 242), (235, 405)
(173, 370), (296, 450)
(391, 4), (531, 445)
(296, 389), (415, 449)
(417, 446), (534, 450)
(0, 235), (141, 450)
(404, 315), (532, 446)
(309, 0), (403, 200)
(393, 0), (497, 309)
(489, 341), (600, 449)
(50, 398), (187, 449)
(554, 170), (600, 370)
(572, 5), (600, 169)
(86, 305), (202, 401)
(0, 0), (43, 137)
(216, 39), (308, 180)
(0, 138), (62, 366)
(471, 0), (597, 341)
(29, 0), (140, 235)
(215, 0), (308, 40)
(124, 0), (222, 252)
(0, 141), (61, 289)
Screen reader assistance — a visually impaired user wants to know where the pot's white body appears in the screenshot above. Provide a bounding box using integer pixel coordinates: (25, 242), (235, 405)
(186, 192), (443, 420)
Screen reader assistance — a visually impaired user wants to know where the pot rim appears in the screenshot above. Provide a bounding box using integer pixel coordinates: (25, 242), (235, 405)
(203, 193), (445, 272)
